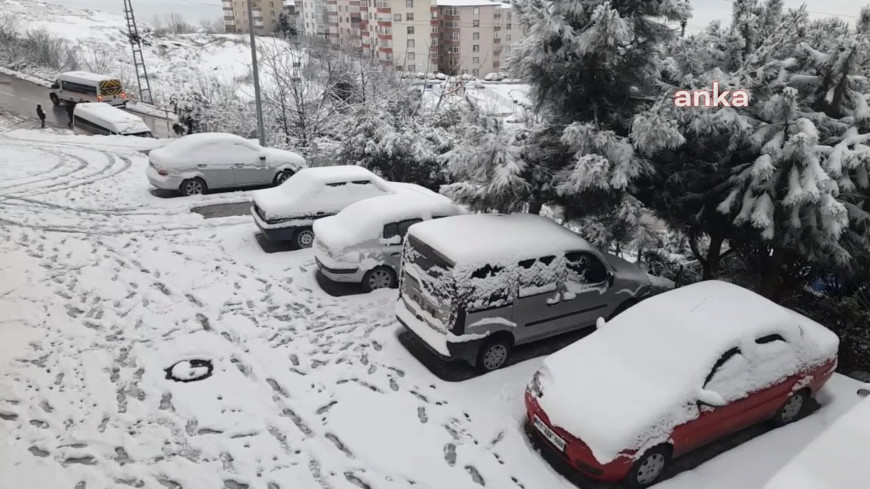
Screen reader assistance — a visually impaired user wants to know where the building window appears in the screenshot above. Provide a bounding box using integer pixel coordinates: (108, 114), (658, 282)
(394, 13), (401, 22)
(473, 32), (479, 40)
(408, 26), (414, 34)
(473, 57), (479, 65)
(473, 19), (479, 27)
(408, 52), (415, 60)
(473, 7), (479, 16)
(405, 0), (413, 8)
(473, 69), (479, 76)
(407, 39), (415, 48)
(451, 33), (458, 41)
(431, 38), (437, 46)
(505, 45), (511, 54)
(431, 11), (437, 19)
(472, 44), (479, 52)
(506, 34), (511, 41)
(406, 13), (413, 21)
(408, 64), (416, 72)
(461, 69), (468, 75)
(431, 25), (438, 33)
(506, 23), (512, 30)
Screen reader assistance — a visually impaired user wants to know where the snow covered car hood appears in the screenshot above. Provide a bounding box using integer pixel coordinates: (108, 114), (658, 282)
(604, 253), (651, 289)
(260, 147), (305, 169)
(535, 281), (839, 465)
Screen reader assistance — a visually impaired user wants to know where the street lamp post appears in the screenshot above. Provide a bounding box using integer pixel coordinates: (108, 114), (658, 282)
(246, 0), (266, 146)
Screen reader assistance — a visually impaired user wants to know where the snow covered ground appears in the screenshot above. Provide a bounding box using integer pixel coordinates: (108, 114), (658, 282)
(0, 0), (289, 105)
(1, 127), (868, 489)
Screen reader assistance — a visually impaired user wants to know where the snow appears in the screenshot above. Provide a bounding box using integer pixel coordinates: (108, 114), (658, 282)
(148, 133), (304, 170)
(253, 166), (393, 220)
(313, 193), (460, 252)
(58, 71), (120, 84)
(408, 213), (595, 265)
(537, 280), (840, 465)
(74, 103), (151, 135)
(764, 393), (870, 489)
(0, 124), (867, 489)
(0, 0), (293, 111)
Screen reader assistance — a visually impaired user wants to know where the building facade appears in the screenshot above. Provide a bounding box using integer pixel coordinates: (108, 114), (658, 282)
(358, 0), (438, 72)
(223, 0), (285, 34)
(292, 0), (521, 77)
(438, 0), (521, 77)
(299, 0), (330, 39)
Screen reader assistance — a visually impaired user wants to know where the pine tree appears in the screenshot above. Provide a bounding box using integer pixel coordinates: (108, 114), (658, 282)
(440, 105), (530, 212)
(499, 0), (690, 249)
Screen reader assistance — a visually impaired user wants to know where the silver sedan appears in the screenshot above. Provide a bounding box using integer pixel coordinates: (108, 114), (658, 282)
(146, 133), (307, 196)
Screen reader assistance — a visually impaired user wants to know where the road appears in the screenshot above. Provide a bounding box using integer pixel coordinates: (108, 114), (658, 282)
(0, 72), (171, 137)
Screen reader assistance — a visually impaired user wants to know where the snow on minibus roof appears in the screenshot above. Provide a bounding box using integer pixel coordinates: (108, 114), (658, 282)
(74, 103), (149, 135)
(408, 213), (594, 265)
(59, 71), (121, 83)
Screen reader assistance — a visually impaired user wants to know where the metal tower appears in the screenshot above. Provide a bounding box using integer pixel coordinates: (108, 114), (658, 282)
(123, 0), (153, 104)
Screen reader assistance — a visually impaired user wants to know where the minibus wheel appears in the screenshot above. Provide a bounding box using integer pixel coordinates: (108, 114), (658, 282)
(50, 93), (61, 106)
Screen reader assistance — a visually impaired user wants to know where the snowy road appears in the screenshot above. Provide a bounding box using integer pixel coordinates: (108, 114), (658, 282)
(0, 72), (172, 137)
(0, 128), (868, 489)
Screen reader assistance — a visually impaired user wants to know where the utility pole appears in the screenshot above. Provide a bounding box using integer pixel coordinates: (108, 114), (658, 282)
(246, 0), (266, 146)
(123, 0), (153, 104)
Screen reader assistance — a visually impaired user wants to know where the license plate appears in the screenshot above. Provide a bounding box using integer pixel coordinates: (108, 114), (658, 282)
(534, 415), (566, 451)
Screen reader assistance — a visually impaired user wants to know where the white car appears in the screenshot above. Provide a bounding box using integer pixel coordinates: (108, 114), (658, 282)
(252, 165), (435, 249)
(73, 102), (152, 137)
(313, 193), (463, 291)
(146, 133), (306, 196)
(763, 391), (870, 489)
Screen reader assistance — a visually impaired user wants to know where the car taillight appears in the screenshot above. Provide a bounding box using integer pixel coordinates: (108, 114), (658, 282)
(97, 95), (103, 102)
(157, 169), (169, 176)
(121, 92), (127, 100)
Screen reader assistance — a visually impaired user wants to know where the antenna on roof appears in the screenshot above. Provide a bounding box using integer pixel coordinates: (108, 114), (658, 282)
(122, 0), (154, 105)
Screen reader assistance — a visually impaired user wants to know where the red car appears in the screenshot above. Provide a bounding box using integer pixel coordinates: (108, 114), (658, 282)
(524, 281), (838, 488)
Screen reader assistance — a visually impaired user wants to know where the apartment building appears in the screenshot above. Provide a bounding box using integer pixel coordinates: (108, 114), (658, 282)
(223, 0), (284, 34)
(438, 0), (521, 77)
(359, 0), (439, 72)
(328, 0), (362, 50)
(299, 0), (330, 39)
(295, 0), (522, 77)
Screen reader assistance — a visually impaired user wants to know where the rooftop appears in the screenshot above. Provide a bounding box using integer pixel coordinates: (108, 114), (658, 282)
(408, 213), (593, 265)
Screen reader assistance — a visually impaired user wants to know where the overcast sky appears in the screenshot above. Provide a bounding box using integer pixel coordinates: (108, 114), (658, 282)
(41, 0), (866, 28)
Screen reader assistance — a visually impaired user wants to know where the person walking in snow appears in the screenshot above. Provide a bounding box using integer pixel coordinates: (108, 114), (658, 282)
(66, 101), (76, 127)
(36, 104), (46, 128)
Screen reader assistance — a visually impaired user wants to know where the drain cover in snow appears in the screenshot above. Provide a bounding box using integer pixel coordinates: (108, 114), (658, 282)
(165, 359), (214, 382)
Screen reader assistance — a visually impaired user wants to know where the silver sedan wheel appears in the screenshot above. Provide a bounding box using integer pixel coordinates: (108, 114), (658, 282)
(183, 180), (204, 195)
(367, 268), (393, 290)
(482, 344), (508, 371)
(276, 171), (291, 184)
(780, 393), (804, 423)
(636, 453), (666, 486)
